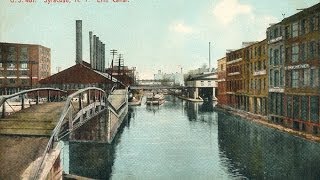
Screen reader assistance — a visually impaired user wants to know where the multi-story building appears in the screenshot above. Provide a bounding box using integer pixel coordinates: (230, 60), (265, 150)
(282, 3), (320, 133)
(217, 57), (227, 105)
(0, 42), (51, 95)
(267, 22), (286, 123)
(226, 47), (246, 110)
(246, 39), (268, 116)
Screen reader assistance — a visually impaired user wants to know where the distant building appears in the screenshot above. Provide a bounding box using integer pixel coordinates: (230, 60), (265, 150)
(154, 70), (184, 86)
(217, 57), (227, 105)
(185, 72), (218, 100)
(0, 42), (51, 95)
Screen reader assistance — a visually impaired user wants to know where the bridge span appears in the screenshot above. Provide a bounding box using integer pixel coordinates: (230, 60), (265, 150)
(0, 87), (129, 179)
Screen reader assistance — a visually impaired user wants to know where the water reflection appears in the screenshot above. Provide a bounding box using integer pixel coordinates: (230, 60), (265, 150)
(218, 112), (320, 179)
(63, 108), (134, 179)
(63, 96), (320, 179)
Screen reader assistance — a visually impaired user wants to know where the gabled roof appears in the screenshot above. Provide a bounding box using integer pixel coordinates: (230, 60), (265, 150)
(39, 63), (113, 84)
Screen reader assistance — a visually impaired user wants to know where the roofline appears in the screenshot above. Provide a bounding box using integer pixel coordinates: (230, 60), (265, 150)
(0, 42), (50, 49)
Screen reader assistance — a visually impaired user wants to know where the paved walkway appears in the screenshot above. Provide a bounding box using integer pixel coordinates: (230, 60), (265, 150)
(0, 102), (65, 136)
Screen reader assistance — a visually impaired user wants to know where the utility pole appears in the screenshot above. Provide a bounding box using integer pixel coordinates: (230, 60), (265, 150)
(110, 49), (118, 83)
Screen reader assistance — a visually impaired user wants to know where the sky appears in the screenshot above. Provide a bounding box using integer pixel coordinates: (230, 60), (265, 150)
(1, 0), (319, 79)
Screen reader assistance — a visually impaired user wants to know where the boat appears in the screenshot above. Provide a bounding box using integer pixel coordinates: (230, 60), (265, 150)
(146, 92), (165, 105)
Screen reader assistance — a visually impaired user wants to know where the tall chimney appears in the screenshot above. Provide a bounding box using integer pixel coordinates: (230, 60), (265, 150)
(96, 37), (100, 71)
(93, 35), (97, 69)
(76, 20), (82, 64)
(102, 43), (105, 72)
(89, 31), (93, 66)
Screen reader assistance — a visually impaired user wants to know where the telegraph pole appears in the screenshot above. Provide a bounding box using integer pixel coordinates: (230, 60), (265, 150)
(110, 49), (118, 83)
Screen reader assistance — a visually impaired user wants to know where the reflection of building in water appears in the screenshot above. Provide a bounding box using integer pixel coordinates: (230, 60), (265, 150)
(217, 112), (320, 179)
(185, 101), (217, 121)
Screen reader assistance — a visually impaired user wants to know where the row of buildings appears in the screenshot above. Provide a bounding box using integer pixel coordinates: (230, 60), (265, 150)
(217, 3), (320, 134)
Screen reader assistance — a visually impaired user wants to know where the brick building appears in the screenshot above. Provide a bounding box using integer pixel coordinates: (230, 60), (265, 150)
(226, 47), (246, 109)
(217, 57), (227, 105)
(281, 3), (320, 133)
(0, 42), (51, 95)
(246, 39), (268, 116)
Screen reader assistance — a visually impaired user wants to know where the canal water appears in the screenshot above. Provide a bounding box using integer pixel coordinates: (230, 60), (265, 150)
(63, 95), (320, 179)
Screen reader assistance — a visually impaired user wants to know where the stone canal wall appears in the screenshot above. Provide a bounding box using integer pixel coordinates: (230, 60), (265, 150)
(216, 104), (320, 143)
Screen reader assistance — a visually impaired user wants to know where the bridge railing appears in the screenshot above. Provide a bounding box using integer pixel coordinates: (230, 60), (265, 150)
(0, 88), (67, 118)
(32, 86), (127, 179)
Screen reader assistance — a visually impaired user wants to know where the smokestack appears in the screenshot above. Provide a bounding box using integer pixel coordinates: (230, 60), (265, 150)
(89, 31), (93, 66)
(100, 41), (103, 72)
(96, 37), (100, 71)
(93, 35), (97, 69)
(76, 20), (82, 64)
(102, 43), (105, 72)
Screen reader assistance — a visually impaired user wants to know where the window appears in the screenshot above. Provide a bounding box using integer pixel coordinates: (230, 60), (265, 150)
(280, 45), (283, 64)
(310, 96), (319, 122)
(301, 96), (308, 121)
(301, 19), (306, 35)
(280, 68), (284, 86)
(270, 69), (274, 86)
(309, 41), (316, 60)
(274, 28), (278, 38)
(274, 49), (279, 65)
(293, 96), (300, 119)
(292, 22), (299, 37)
(303, 69), (310, 87)
(8, 47), (16, 62)
(287, 95), (293, 118)
(310, 68), (319, 88)
(274, 70), (279, 87)
(300, 43), (306, 62)
(285, 25), (291, 39)
(20, 70), (28, 76)
(291, 70), (299, 88)
(292, 44), (299, 63)
(310, 16), (315, 32)
(20, 47), (28, 62)
(20, 63), (28, 69)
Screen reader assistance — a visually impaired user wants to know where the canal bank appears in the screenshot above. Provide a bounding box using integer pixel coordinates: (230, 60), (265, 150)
(216, 104), (320, 143)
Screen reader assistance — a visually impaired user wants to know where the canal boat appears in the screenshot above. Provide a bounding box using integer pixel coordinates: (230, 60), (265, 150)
(146, 92), (165, 105)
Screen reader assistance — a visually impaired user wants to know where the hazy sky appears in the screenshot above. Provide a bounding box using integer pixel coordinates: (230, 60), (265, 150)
(1, 0), (319, 79)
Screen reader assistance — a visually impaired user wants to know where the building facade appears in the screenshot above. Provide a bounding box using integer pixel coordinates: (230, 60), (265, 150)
(226, 48), (246, 109)
(282, 4), (320, 133)
(246, 39), (268, 116)
(267, 22), (286, 123)
(217, 57), (227, 105)
(185, 72), (218, 101)
(0, 42), (51, 95)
